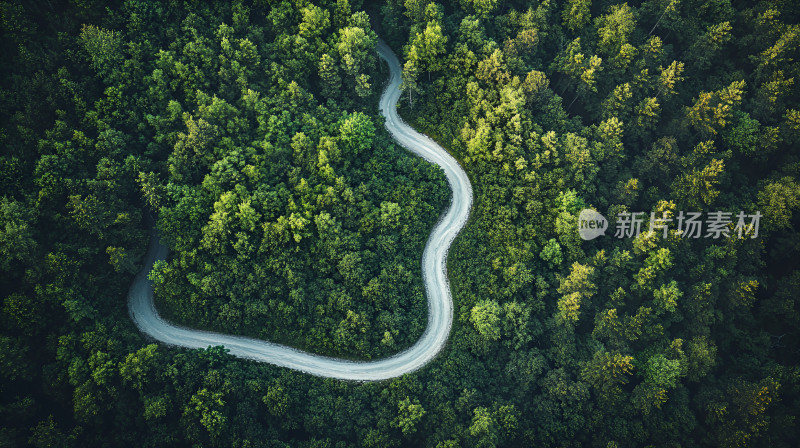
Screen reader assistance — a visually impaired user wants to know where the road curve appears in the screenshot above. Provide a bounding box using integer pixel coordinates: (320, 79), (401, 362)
(127, 41), (473, 381)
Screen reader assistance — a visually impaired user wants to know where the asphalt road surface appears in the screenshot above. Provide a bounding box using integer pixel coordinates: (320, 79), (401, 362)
(128, 41), (473, 381)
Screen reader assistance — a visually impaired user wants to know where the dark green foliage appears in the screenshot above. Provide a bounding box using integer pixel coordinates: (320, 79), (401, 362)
(1, 0), (800, 447)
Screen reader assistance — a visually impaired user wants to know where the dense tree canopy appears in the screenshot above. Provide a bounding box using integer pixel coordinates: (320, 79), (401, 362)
(2, 0), (800, 447)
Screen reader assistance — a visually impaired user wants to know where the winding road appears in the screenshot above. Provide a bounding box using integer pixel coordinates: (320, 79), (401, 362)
(127, 41), (473, 381)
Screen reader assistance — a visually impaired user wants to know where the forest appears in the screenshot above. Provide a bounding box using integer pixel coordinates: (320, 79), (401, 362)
(1, 0), (799, 447)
